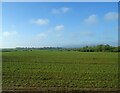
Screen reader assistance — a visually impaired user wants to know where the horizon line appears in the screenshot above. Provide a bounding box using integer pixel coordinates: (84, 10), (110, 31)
(0, 44), (119, 49)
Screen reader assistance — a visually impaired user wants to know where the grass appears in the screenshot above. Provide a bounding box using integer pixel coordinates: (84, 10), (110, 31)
(2, 50), (118, 92)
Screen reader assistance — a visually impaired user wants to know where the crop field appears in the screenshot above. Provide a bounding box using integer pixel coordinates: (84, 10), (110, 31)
(2, 50), (119, 92)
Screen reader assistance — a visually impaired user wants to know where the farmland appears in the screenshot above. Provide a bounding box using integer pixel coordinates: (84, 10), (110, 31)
(2, 50), (119, 92)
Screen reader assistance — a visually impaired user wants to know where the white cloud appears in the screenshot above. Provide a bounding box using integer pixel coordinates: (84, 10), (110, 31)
(61, 7), (70, 13)
(85, 14), (98, 25)
(52, 7), (70, 14)
(104, 12), (118, 21)
(31, 18), (49, 26)
(52, 9), (61, 14)
(55, 24), (64, 31)
(36, 33), (47, 40)
(2, 31), (17, 37)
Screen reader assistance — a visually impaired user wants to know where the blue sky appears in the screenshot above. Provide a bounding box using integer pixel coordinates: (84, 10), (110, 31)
(2, 2), (118, 48)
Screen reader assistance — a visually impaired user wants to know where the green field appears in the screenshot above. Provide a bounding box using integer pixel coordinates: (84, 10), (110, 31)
(2, 50), (118, 92)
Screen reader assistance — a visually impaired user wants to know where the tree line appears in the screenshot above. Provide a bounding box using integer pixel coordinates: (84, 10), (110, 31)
(15, 44), (120, 52)
(69, 44), (119, 52)
(2, 44), (120, 52)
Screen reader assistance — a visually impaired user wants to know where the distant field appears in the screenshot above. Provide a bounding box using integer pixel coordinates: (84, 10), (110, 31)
(2, 50), (118, 92)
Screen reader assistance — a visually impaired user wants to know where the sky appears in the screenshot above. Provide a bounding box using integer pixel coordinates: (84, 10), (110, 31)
(1, 2), (118, 48)
(2, 0), (119, 2)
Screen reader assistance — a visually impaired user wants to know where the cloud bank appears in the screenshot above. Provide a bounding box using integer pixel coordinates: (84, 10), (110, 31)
(104, 12), (118, 21)
(31, 18), (49, 26)
(2, 31), (17, 37)
(52, 7), (70, 14)
(55, 24), (64, 31)
(85, 14), (98, 25)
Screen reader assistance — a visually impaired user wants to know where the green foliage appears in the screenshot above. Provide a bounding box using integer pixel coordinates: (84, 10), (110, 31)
(77, 44), (119, 52)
